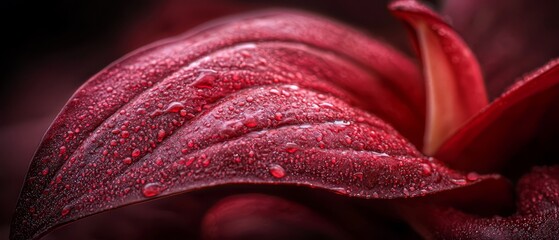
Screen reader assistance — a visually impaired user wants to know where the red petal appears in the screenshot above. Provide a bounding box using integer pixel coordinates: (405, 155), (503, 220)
(443, 0), (559, 98)
(400, 166), (559, 239)
(202, 194), (348, 240)
(436, 60), (559, 172)
(12, 11), (477, 239)
(390, 0), (488, 155)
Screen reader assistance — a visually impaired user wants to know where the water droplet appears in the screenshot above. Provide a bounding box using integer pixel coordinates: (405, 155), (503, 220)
(59, 146), (67, 155)
(353, 172), (363, 181)
(332, 187), (347, 195)
(201, 154), (211, 167)
(155, 157), (164, 166)
(403, 188), (410, 196)
(450, 178), (467, 186)
(61, 206), (71, 216)
(41, 167), (49, 176)
(180, 109), (188, 117)
(246, 96), (254, 102)
(142, 183), (163, 197)
(466, 172), (479, 181)
(269, 88), (280, 95)
(420, 163), (432, 176)
(319, 102), (336, 110)
(285, 142), (298, 153)
(165, 102), (185, 113)
(274, 112), (283, 121)
(243, 118), (258, 128)
(185, 157), (195, 166)
(333, 120), (350, 126)
(269, 164), (286, 178)
(157, 129), (166, 141)
(193, 71), (218, 89)
(121, 131), (130, 138)
(123, 157), (132, 165)
(132, 149), (141, 157)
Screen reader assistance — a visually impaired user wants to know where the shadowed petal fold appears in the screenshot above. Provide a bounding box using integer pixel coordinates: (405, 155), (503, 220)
(202, 194), (348, 240)
(400, 166), (559, 239)
(436, 60), (559, 173)
(390, 0), (488, 155)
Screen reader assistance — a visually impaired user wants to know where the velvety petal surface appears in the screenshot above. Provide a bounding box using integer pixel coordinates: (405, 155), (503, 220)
(401, 166), (559, 239)
(11, 10), (490, 240)
(443, 0), (559, 98)
(436, 60), (559, 173)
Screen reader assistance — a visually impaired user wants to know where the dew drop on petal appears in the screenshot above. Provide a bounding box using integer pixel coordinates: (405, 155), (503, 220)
(165, 102), (185, 113)
(243, 118), (258, 128)
(466, 172), (479, 181)
(155, 157), (164, 166)
(450, 178), (467, 186)
(157, 129), (166, 141)
(269, 164), (286, 178)
(193, 71), (217, 89)
(61, 206), (71, 216)
(59, 146), (67, 155)
(420, 163), (432, 176)
(123, 157), (132, 165)
(121, 131), (130, 138)
(132, 149), (141, 157)
(142, 183), (163, 198)
(285, 142), (298, 153)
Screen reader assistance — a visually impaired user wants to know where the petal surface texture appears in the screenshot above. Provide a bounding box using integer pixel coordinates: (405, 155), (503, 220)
(11, 11), (493, 240)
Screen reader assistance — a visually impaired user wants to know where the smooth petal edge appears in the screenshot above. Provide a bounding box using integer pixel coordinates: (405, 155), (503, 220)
(436, 59), (559, 172)
(390, 0), (488, 155)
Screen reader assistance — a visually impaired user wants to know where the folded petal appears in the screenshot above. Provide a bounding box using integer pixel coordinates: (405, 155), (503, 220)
(390, 0), (488, 155)
(436, 60), (559, 172)
(400, 166), (559, 239)
(443, 0), (559, 98)
(12, 10), (479, 239)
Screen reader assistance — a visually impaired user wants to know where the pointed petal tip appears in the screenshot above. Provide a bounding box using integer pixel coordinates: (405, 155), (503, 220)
(390, 0), (488, 155)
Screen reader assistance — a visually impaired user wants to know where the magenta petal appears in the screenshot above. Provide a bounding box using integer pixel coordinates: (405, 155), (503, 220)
(401, 166), (559, 239)
(202, 194), (348, 240)
(12, 10), (485, 239)
(443, 0), (559, 98)
(436, 60), (559, 172)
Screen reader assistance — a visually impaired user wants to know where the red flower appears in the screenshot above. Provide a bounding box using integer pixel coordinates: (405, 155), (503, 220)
(9, 0), (559, 239)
